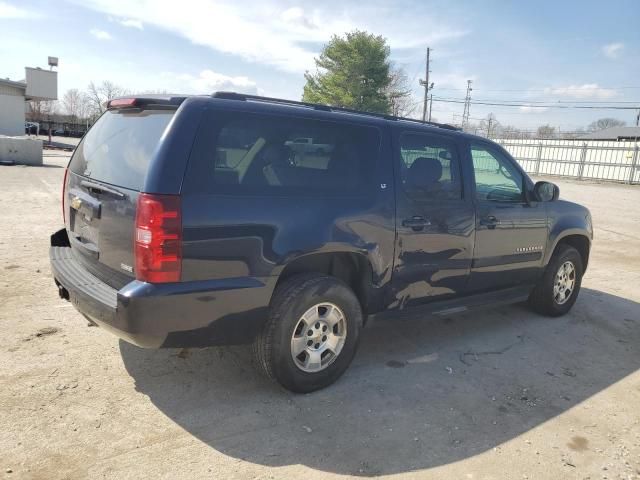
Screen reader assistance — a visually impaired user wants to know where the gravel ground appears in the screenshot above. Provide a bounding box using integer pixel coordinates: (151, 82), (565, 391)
(1, 153), (639, 479)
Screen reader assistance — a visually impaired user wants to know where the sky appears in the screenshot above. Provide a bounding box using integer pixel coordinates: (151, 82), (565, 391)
(1, 0), (639, 130)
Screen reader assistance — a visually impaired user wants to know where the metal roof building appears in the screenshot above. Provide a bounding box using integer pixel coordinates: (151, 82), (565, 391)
(578, 126), (640, 141)
(0, 64), (58, 136)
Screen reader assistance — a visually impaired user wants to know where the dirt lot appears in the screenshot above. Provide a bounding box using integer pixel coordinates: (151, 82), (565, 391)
(1, 152), (639, 480)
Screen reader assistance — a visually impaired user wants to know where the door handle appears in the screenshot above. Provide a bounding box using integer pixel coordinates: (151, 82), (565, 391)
(402, 216), (431, 231)
(480, 215), (500, 229)
(70, 235), (100, 259)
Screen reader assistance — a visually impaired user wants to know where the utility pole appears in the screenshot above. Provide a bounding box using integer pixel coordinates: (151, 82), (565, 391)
(636, 107), (640, 126)
(428, 94), (433, 122)
(462, 80), (473, 129)
(419, 48), (431, 122)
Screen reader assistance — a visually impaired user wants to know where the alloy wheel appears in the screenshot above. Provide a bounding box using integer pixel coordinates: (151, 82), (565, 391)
(290, 303), (347, 373)
(553, 261), (576, 305)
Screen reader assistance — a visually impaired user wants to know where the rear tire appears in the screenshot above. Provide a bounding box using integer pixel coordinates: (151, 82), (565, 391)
(253, 273), (362, 393)
(529, 244), (583, 317)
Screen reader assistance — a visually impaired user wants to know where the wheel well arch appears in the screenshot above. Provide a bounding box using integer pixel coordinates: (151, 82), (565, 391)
(275, 252), (374, 313)
(554, 234), (590, 271)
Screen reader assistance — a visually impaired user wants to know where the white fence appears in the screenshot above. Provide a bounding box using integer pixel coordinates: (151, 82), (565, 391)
(493, 138), (640, 184)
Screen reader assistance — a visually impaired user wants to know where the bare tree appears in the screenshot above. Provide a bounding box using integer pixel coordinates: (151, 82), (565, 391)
(500, 124), (523, 139)
(386, 67), (416, 117)
(87, 80), (128, 116)
(587, 118), (626, 132)
(101, 80), (127, 102)
(479, 113), (501, 138)
(135, 89), (170, 95)
(536, 124), (556, 139)
(61, 89), (91, 121)
(86, 81), (104, 116)
(27, 99), (59, 122)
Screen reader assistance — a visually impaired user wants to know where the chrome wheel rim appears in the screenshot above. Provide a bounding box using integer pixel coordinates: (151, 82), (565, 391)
(553, 261), (576, 305)
(290, 303), (347, 373)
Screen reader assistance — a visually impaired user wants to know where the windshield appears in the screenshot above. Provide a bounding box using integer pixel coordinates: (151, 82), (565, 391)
(68, 110), (174, 191)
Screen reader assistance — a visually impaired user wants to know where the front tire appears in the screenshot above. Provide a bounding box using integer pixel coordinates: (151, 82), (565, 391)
(529, 244), (583, 317)
(253, 273), (363, 393)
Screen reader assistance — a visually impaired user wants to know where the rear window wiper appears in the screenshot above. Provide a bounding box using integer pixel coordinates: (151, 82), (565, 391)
(80, 180), (126, 198)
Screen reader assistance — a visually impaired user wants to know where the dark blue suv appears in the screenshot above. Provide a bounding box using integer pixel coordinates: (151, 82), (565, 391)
(50, 92), (592, 392)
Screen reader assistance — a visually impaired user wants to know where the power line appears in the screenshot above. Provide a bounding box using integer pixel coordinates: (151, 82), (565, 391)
(433, 85), (640, 93)
(437, 97), (640, 104)
(432, 97), (640, 110)
(407, 96), (638, 110)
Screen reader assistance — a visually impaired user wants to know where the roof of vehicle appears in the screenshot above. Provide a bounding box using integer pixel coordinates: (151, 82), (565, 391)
(209, 91), (462, 133)
(109, 91), (477, 139)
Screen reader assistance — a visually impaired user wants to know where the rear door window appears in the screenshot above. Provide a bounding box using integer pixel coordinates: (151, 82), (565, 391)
(398, 132), (463, 200)
(68, 110), (174, 191)
(194, 111), (381, 195)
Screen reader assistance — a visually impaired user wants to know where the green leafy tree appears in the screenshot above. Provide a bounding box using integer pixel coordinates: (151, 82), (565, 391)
(303, 30), (393, 114)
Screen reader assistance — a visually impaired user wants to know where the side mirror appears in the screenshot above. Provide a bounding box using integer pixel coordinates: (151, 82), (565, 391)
(533, 181), (559, 202)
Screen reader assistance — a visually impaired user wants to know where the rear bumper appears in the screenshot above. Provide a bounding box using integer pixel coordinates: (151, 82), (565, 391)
(50, 229), (272, 348)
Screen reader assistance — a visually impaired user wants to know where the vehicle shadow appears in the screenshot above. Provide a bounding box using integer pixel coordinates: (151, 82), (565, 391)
(119, 288), (640, 476)
(0, 162), (65, 168)
(37, 163), (65, 168)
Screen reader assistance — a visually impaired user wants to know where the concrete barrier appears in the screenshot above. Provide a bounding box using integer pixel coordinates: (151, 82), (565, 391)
(0, 136), (43, 166)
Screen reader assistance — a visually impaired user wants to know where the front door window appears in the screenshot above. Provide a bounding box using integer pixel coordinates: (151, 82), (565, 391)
(471, 145), (524, 203)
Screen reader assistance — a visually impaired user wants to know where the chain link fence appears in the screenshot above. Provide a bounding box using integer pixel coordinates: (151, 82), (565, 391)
(494, 138), (640, 184)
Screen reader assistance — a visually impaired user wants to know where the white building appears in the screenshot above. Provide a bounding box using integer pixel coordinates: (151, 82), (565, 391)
(0, 65), (58, 136)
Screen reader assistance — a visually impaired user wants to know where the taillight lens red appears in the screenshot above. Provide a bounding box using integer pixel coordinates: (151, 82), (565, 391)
(134, 193), (182, 283)
(108, 98), (137, 109)
(62, 167), (69, 225)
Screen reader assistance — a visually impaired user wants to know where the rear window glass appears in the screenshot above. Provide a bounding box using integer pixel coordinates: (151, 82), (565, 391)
(68, 110), (174, 191)
(192, 111), (381, 195)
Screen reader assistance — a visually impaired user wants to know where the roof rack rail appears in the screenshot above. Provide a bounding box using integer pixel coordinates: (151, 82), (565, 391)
(211, 91), (461, 131)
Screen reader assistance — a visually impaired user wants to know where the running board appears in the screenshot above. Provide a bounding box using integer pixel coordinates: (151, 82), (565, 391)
(372, 285), (533, 321)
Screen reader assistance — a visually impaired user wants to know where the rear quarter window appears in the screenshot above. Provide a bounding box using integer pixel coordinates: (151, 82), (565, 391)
(68, 110), (174, 191)
(188, 110), (381, 196)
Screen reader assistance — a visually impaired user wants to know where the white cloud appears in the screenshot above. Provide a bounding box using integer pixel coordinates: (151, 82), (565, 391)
(0, 1), (35, 18)
(75, 0), (469, 74)
(90, 28), (112, 40)
(518, 105), (549, 113)
(543, 84), (617, 99)
(161, 70), (258, 94)
(602, 42), (624, 59)
(119, 18), (144, 30)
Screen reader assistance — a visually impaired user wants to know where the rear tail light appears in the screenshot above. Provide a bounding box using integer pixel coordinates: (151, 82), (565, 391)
(134, 193), (182, 283)
(62, 167), (69, 225)
(108, 98), (138, 109)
